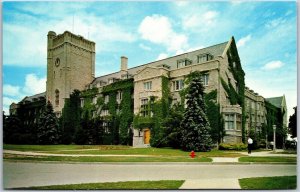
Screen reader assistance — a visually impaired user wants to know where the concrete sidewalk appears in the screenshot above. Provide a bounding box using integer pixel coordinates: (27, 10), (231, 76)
(212, 157), (239, 163)
(180, 178), (241, 189)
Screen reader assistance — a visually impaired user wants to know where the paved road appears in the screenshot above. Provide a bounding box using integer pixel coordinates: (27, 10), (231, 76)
(3, 161), (296, 189)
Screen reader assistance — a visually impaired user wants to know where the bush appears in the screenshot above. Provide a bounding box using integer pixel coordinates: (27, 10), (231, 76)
(219, 143), (247, 151)
(285, 140), (297, 150)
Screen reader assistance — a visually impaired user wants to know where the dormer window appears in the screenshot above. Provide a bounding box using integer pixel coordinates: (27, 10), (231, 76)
(177, 59), (192, 68)
(197, 53), (213, 63)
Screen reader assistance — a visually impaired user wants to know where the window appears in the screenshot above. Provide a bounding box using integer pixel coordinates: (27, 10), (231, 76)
(92, 97), (97, 104)
(201, 74), (209, 86)
(55, 89), (59, 106)
(177, 59), (192, 68)
(144, 81), (152, 90)
(80, 98), (84, 107)
(197, 54), (213, 63)
(103, 122), (110, 133)
(104, 95), (109, 104)
(141, 98), (149, 116)
(173, 79), (184, 91)
(233, 61), (236, 68)
(108, 78), (114, 84)
(236, 114), (241, 130)
(101, 109), (109, 116)
(225, 114), (235, 130)
(117, 91), (122, 101)
(251, 101), (255, 109)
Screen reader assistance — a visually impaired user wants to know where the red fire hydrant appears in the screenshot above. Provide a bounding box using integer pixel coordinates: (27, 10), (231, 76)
(189, 150), (196, 158)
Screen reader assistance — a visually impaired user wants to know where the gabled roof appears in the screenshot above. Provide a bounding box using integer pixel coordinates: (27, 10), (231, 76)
(265, 96), (284, 108)
(90, 40), (229, 86)
(20, 92), (46, 103)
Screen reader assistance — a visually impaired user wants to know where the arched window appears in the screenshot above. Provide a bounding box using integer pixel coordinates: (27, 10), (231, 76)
(55, 89), (59, 106)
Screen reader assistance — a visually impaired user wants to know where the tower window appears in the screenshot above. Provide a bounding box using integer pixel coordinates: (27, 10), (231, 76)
(55, 89), (59, 106)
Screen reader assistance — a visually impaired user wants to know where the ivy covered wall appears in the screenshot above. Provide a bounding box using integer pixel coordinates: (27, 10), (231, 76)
(265, 101), (286, 148)
(224, 38), (246, 142)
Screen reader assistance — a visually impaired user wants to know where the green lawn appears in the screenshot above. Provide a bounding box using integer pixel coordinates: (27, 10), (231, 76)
(4, 144), (245, 157)
(14, 180), (184, 190)
(239, 176), (297, 189)
(239, 156), (297, 163)
(4, 154), (212, 162)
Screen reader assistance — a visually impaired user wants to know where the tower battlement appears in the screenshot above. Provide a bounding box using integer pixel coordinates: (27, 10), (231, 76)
(48, 31), (95, 52)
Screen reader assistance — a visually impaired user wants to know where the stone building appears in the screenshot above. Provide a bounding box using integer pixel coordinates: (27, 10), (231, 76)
(9, 31), (287, 147)
(46, 31), (95, 116)
(266, 96), (287, 128)
(10, 92), (46, 130)
(244, 87), (267, 134)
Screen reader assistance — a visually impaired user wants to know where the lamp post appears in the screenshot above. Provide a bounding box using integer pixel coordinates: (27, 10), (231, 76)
(273, 125), (276, 152)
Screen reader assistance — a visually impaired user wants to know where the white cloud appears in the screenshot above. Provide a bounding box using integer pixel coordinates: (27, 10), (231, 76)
(22, 74), (46, 95)
(3, 84), (21, 97)
(237, 34), (252, 48)
(183, 11), (218, 29)
(265, 18), (287, 28)
(138, 14), (188, 52)
(262, 60), (284, 70)
(3, 24), (46, 66)
(174, 1), (189, 7)
(203, 11), (218, 25)
(3, 12), (136, 67)
(139, 43), (152, 51)
(156, 53), (168, 60)
(230, 1), (243, 5)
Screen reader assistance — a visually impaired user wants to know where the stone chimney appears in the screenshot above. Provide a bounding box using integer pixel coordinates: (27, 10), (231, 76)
(121, 56), (128, 72)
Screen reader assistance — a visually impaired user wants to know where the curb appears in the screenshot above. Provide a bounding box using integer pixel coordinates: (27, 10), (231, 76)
(3, 159), (297, 165)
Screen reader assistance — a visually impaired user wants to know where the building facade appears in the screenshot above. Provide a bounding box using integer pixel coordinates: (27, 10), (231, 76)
(9, 31), (287, 147)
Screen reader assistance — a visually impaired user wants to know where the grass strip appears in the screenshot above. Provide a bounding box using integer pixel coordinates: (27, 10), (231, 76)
(239, 176), (296, 189)
(4, 144), (244, 157)
(15, 180), (184, 190)
(239, 156), (296, 163)
(4, 154), (212, 162)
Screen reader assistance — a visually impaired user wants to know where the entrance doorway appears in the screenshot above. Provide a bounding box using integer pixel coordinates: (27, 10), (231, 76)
(144, 129), (150, 144)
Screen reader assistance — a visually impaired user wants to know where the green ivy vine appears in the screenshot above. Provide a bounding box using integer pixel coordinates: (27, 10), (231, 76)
(226, 39), (246, 142)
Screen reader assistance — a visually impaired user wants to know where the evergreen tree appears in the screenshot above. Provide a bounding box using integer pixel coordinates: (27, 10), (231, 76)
(37, 101), (60, 144)
(289, 106), (297, 138)
(180, 75), (213, 152)
(61, 90), (81, 144)
(162, 103), (184, 148)
(3, 114), (22, 144)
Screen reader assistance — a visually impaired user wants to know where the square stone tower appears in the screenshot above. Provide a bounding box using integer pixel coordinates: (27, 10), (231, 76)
(46, 31), (95, 115)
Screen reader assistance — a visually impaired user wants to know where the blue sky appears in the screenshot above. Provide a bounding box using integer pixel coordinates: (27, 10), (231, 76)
(2, 1), (297, 119)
